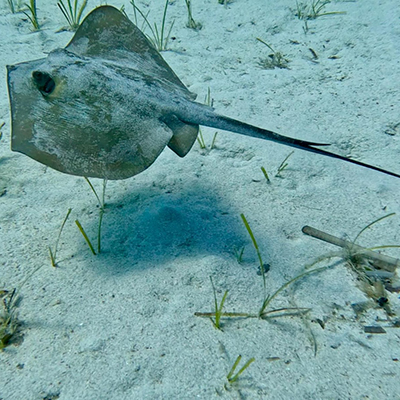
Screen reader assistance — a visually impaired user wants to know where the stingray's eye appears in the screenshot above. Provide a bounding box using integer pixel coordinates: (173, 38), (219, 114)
(32, 71), (55, 96)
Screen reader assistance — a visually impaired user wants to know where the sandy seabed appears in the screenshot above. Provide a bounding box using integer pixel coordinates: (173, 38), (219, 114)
(1, 0), (400, 399)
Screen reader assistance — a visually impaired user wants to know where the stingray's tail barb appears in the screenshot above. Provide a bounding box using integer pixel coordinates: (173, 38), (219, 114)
(191, 111), (400, 180)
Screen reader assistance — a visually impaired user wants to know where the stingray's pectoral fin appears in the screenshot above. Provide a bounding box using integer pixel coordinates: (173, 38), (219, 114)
(162, 115), (199, 157)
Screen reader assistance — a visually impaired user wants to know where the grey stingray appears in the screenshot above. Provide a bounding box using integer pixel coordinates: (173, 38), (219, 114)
(6, 6), (400, 180)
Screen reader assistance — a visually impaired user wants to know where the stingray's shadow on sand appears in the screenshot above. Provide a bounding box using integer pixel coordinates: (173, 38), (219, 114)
(77, 179), (253, 275)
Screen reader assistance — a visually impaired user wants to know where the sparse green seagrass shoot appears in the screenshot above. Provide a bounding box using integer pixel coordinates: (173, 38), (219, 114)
(6, 6), (400, 180)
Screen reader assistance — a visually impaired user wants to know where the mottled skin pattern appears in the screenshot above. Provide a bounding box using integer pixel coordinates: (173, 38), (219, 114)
(6, 6), (400, 180)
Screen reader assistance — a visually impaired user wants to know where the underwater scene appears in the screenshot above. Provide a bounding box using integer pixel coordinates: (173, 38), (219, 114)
(0, 0), (399, 398)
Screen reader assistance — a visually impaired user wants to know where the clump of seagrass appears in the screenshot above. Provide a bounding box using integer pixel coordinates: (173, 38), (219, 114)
(0, 122), (4, 141)
(195, 214), (324, 330)
(75, 178), (107, 255)
(23, 0), (40, 30)
(1, 264), (44, 349)
(226, 355), (255, 384)
(130, 0), (174, 51)
(295, 0), (345, 20)
(215, 352), (256, 396)
(184, 0), (202, 30)
(303, 213), (400, 319)
(259, 151), (295, 184)
(58, 0), (88, 31)
(197, 88), (218, 152)
(0, 289), (20, 349)
(257, 38), (290, 70)
(49, 208), (72, 267)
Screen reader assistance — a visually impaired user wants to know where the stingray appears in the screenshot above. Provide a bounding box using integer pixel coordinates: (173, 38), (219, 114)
(6, 6), (400, 180)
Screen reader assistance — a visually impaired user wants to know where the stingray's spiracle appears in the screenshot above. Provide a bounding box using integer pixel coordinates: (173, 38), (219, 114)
(32, 71), (55, 96)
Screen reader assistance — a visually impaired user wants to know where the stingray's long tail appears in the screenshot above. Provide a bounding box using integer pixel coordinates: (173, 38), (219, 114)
(187, 110), (400, 180)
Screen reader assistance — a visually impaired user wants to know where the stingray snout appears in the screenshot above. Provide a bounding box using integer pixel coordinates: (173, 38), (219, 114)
(6, 64), (16, 72)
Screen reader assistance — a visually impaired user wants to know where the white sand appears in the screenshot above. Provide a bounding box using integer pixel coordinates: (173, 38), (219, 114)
(1, 0), (400, 399)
